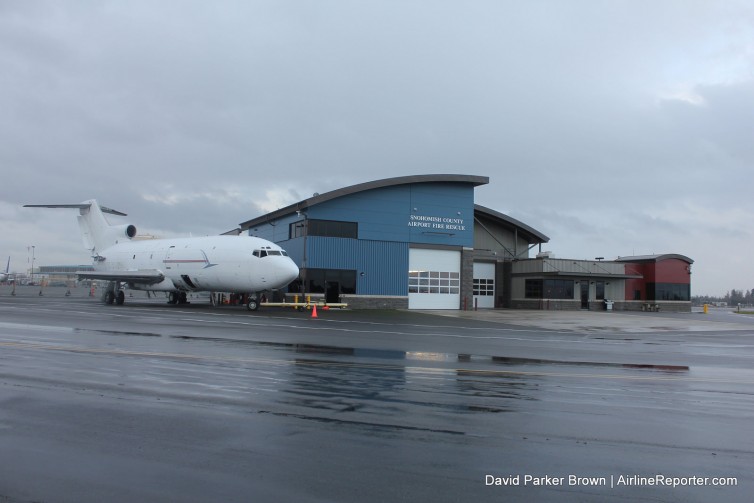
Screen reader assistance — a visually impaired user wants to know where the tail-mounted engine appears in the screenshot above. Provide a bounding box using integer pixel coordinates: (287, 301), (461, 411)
(111, 224), (137, 240)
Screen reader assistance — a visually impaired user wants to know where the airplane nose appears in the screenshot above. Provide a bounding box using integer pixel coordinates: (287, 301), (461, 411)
(280, 258), (300, 285)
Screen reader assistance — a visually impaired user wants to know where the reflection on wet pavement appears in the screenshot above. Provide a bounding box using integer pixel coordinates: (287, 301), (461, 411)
(156, 336), (695, 423)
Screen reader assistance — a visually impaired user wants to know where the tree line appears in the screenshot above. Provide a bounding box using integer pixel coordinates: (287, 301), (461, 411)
(693, 289), (754, 306)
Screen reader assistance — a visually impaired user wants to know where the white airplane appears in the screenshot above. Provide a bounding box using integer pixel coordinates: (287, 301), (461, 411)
(24, 200), (299, 310)
(0, 257), (9, 282)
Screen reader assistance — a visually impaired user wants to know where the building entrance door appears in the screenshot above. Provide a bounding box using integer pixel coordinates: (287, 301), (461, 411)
(580, 281), (589, 309)
(326, 281), (340, 303)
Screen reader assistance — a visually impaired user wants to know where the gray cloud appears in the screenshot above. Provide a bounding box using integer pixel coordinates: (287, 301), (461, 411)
(2, 0), (753, 295)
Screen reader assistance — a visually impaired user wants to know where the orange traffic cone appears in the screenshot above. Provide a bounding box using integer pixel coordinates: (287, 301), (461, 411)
(311, 304), (318, 318)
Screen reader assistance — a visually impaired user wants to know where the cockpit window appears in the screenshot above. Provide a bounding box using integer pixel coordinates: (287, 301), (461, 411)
(254, 248), (288, 258)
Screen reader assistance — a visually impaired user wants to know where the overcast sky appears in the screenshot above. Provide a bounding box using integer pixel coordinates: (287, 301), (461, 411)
(2, 1), (753, 296)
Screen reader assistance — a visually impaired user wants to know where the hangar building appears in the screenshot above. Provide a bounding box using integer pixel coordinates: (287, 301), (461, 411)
(240, 175), (692, 312)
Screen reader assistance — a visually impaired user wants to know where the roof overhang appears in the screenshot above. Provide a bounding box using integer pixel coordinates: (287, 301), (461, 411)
(474, 204), (549, 244)
(513, 271), (643, 280)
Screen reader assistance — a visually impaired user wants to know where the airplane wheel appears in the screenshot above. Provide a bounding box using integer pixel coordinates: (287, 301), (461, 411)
(247, 298), (259, 311)
(116, 290), (125, 305)
(104, 291), (115, 305)
(168, 292), (178, 304)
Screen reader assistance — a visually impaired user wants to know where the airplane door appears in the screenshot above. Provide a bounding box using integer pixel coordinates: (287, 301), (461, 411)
(164, 245), (208, 289)
(164, 246), (176, 271)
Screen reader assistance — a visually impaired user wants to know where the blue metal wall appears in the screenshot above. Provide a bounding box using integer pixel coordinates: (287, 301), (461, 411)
(307, 183), (475, 247)
(247, 213), (300, 244)
(247, 181), (476, 296)
(306, 237), (408, 295)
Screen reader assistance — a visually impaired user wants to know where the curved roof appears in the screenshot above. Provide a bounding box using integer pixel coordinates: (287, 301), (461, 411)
(615, 254), (694, 264)
(240, 174), (489, 228)
(474, 204), (549, 244)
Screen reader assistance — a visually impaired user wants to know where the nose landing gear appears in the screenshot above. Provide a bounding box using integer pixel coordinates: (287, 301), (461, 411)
(246, 297), (259, 311)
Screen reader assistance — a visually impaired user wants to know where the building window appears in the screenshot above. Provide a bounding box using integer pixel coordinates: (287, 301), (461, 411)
(647, 283), (690, 301)
(409, 271), (460, 294)
(596, 281), (605, 301)
(473, 278), (494, 296)
(525, 279), (543, 299)
(290, 221), (306, 239)
(290, 219), (358, 239)
(525, 279), (574, 299)
(545, 279), (574, 299)
(302, 269), (357, 295)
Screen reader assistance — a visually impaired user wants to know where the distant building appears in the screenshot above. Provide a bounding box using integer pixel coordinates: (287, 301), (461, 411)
(617, 254), (694, 306)
(37, 265), (94, 286)
(510, 254), (692, 312)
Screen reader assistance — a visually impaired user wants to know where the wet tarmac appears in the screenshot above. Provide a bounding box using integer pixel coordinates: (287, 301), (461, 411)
(0, 286), (752, 502)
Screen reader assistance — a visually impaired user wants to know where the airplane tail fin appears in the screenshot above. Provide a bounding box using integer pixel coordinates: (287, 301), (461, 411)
(4, 256), (8, 274)
(24, 200), (137, 256)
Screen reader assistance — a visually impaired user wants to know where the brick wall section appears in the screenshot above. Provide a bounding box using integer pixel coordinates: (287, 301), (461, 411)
(618, 301), (691, 313)
(511, 299), (582, 310)
(511, 299), (691, 312)
(460, 248), (475, 310)
(340, 295), (409, 309)
(285, 294), (408, 309)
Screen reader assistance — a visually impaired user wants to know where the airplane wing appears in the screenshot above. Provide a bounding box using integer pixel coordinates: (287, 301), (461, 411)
(77, 270), (165, 284)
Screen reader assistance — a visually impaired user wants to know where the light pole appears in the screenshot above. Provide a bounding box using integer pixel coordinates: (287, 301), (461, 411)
(30, 245), (35, 285)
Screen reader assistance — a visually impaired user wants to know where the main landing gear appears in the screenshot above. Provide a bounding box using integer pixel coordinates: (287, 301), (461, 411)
(168, 292), (189, 305)
(103, 282), (126, 306)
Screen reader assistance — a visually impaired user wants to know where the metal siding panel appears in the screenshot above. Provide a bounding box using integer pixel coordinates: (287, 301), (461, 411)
(282, 237), (305, 266)
(307, 183), (475, 247)
(248, 213), (301, 243)
(474, 219), (520, 258)
(408, 184), (474, 247)
(308, 186), (411, 242)
(306, 237), (408, 295)
(360, 240), (409, 295)
(307, 237), (358, 269)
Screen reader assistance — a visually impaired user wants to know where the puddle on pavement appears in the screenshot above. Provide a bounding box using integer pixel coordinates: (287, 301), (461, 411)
(75, 328), (162, 338)
(490, 355), (688, 372)
(169, 334), (689, 373)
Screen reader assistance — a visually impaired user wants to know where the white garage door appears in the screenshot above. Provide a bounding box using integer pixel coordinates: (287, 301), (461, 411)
(473, 262), (496, 309)
(408, 249), (461, 309)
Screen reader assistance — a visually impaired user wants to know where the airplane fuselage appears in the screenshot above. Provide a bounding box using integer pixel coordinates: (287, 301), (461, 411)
(97, 235), (298, 293)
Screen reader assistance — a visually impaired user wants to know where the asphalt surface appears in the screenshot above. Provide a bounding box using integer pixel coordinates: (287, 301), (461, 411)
(1, 286), (752, 502)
